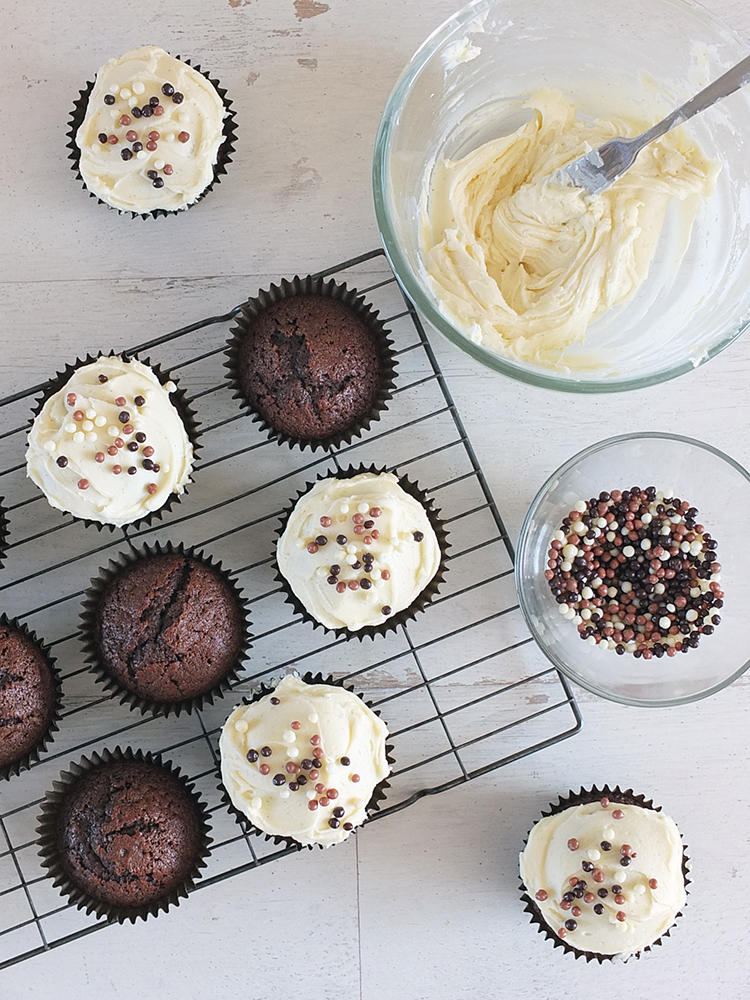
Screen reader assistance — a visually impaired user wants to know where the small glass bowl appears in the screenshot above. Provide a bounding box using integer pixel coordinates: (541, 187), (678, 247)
(373, 0), (750, 392)
(515, 433), (750, 706)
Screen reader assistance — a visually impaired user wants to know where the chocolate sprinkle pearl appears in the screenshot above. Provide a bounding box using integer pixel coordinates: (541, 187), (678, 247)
(360, 579), (372, 590)
(147, 169), (158, 180)
(308, 801), (318, 811)
(134, 397), (146, 408)
(594, 903), (605, 915)
(289, 782), (299, 791)
(270, 697), (280, 705)
(381, 606), (392, 616)
(612, 884), (623, 894)
(581, 860), (594, 872)
(141, 106), (153, 118)
(330, 564), (341, 576)
(272, 774), (286, 786)
(132, 107), (142, 118)
(146, 484), (158, 495)
(300, 759), (313, 770)
(620, 856), (631, 867)
(121, 148), (133, 161)
(600, 841), (612, 851)
(104, 94), (115, 105)
(260, 746), (272, 757)
(246, 749), (259, 762)
(133, 141), (143, 151)
(616, 911), (626, 922)
(535, 889), (548, 901)
(329, 818), (340, 829)
(567, 838), (579, 851)
(142, 459), (154, 471)
(149, 95), (159, 106)
(413, 531), (424, 542)
(56, 455), (68, 468)
(127, 466), (137, 475)
(98, 374), (108, 383)
(336, 535), (347, 545)
(127, 441), (139, 452)
(98, 132), (108, 143)
(297, 774), (307, 786)
(564, 919), (577, 932)
(118, 410), (130, 423)
(327, 576), (338, 585)
(315, 535), (328, 546)
(333, 806), (345, 818)
(77, 479), (89, 490)
(153, 178), (164, 188)
(612, 809), (624, 820)
(649, 878), (658, 889)
(172, 91), (184, 103)
(343, 822), (353, 831)
(178, 131), (190, 143)
(340, 756), (350, 766)
(597, 887), (608, 898)
(162, 83), (174, 96)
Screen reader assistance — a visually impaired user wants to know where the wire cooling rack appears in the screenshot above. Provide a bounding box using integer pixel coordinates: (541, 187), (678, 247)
(0, 248), (581, 969)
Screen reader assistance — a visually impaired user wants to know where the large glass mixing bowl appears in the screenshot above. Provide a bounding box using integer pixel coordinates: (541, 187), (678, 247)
(372, 0), (750, 392)
(515, 433), (750, 706)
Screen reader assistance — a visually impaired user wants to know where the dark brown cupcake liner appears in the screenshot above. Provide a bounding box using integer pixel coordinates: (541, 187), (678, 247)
(0, 615), (63, 781)
(37, 746), (212, 923)
(519, 784), (690, 964)
(29, 352), (201, 533)
(218, 670), (394, 851)
(224, 275), (398, 452)
(0, 497), (9, 573)
(66, 55), (237, 219)
(273, 463), (450, 640)
(79, 539), (252, 717)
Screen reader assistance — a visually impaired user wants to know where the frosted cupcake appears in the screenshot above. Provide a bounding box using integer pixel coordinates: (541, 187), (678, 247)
(276, 470), (448, 637)
(26, 355), (195, 528)
(519, 787), (688, 961)
(220, 674), (390, 847)
(70, 46), (235, 216)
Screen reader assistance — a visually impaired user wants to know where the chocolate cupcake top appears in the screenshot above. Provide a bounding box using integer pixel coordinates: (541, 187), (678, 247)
(236, 293), (384, 443)
(92, 551), (243, 704)
(54, 758), (205, 908)
(277, 472), (441, 630)
(0, 623), (57, 772)
(520, 798), (686, 958)
(75, 46), (227, 213)
(26, 356), (193, 527)
(220, 674), (390, 847)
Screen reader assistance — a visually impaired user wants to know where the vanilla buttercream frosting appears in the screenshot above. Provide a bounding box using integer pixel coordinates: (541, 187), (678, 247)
(520, 798), (686, 958)
(26, 356), (193, 526)
(75, 45), (227, 213)
(220, 674), (390, 847)
(420, 89), (718, 368)
(276, 472), (441, 631)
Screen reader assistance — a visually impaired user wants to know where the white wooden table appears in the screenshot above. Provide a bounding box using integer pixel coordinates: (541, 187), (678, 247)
(2, 1), (750, 997)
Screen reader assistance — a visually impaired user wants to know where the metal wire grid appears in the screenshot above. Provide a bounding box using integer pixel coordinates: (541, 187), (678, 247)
(0, 248), (581, 969)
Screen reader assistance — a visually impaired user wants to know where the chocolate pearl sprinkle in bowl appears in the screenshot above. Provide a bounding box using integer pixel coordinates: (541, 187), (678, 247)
(516, 433), (750, 706)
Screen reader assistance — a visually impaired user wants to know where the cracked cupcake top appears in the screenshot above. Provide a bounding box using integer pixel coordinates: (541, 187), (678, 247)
(54, 759), (204, 908)
(91, 551), (243, 704)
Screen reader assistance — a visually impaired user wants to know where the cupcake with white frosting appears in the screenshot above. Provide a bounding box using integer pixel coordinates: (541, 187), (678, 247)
(275, 467), (449, 638)
(219, 673), (391, 848)
(26, 355), (197, 529)
(68, 45), (237, 217)
(519, 786), (688, 962)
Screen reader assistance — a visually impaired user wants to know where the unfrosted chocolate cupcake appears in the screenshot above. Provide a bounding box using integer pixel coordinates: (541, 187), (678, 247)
(82, 544), (249, 715)
(38, 748), (211, 921)
(226, 276), (396, 450)
(0, 618), (61, 780)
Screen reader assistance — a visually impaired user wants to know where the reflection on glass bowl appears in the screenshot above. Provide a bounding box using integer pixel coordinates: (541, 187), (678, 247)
(515, 433), (750, 706)
(373, 0), (750, 392)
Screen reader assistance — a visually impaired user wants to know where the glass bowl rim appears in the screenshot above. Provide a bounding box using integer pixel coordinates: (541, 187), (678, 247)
(515, 431), (750, 706)
(372, 0), (750, 394)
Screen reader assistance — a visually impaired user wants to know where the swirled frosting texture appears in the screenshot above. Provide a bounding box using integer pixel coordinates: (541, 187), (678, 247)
(76, 46), (227, 213)
(220, 675), (390, 847)
(277, 473), (441, 630)
(420, 90), (718, 367)
(520, 800), (686, 958)
(26, 357), (193, 526)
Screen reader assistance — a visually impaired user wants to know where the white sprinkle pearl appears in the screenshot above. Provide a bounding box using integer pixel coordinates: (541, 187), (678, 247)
(65, 422), (77, 434)
(95, 414), (107, 426)
(604, 827), (615, 839)
(44, 439), (56, 453)
(287, 747), (299, 758)
(137, 150), (148, 160)
(571, 520), (586, 534)
(306, 789), (316, 800)
(659, 616), (671, 629)
(108, 426), (119, 437)
(155, 159), (165, 170)
(234, 720), (248, 733)
(86, 432), (97, 442)
(119, 88), (131, 99)
(358, 502), (369, 513)
(82, 420), (93, 432)
(640, 538), (651, 550)
(279, 789), (290, 799)
(340, 504), (349, 514)
(622, 546), (635, 558)
(132, 81), (145, 94)
(346, 555), (357, 566)
(283, 730), (296, 743)
(73, 431), (85, 443)
(574, 500), (587, 513)
(308, 713), (318, 723)
(250, 796), (262, 810)
(634, 883), (646, 895)
(686, 609), (698, 622)
(587, 849), (601, 860)
(128, 96), (138, 107)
